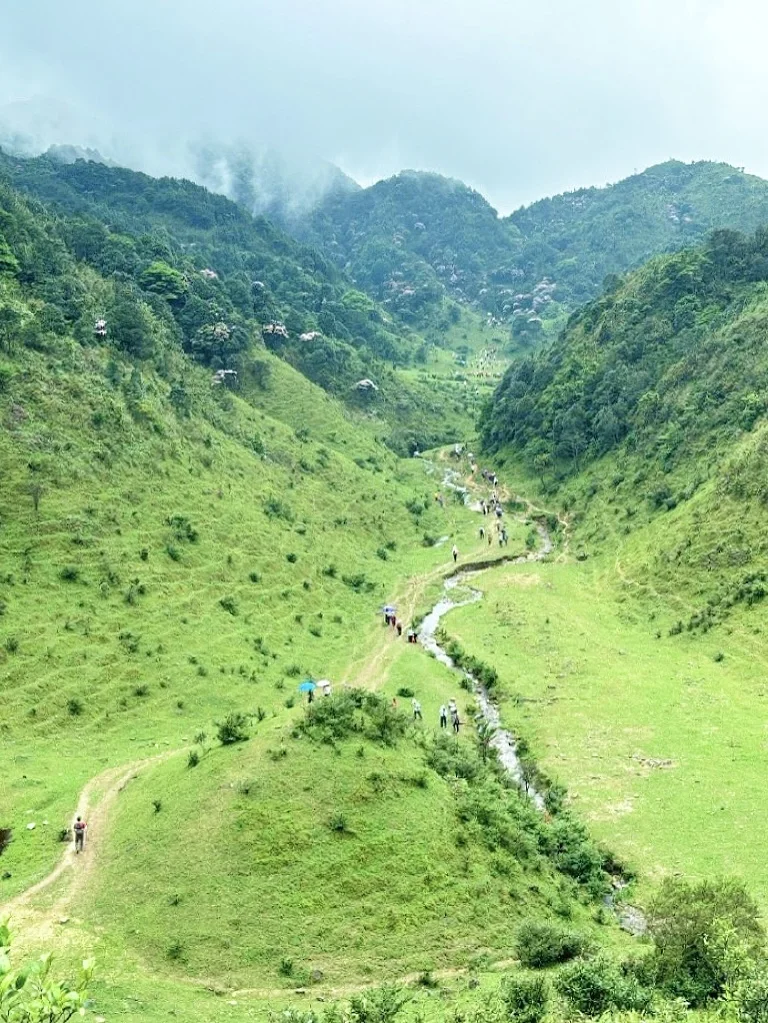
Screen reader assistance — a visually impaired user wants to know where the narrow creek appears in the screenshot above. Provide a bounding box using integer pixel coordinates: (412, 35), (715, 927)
(418, 458), (646, 935)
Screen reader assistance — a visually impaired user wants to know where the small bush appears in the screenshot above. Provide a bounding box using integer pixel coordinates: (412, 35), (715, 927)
(515, 921), (586, 968)
(396, 686), (414, 698)
(0, 828), (12, 855)
(219, 596), (239, 616)
(152, 799), (162, 813)
(217, 712), (249, 745)
(67, 697), (83, 717)
(286, 552), (298, 563)
(166, 544), (181, 562)
(278, 957), (294, 977)
(133, 683), (150, 698)
(264, 498), (294, 522)
(328, 811), (349, 834)
(187, 749), (200, 768)
(555, 954), (651, 1016)
(4, 636), (18, 654)
(322, 564), (337, 578)
(59, 565), (80, 582)
(248, 571), (261, 583)
(501, 973), (550, 1023)
(166, 941), (185, 962)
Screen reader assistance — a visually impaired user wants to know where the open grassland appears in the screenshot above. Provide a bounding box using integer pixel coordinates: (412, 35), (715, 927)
(443, 540), (768, 906)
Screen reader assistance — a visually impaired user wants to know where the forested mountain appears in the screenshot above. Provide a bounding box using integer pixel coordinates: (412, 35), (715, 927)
(294, 161), (768, 349)
(0, 149), (469, 451)
(508, 160), (768, 308)
(482, 226), (768, 618)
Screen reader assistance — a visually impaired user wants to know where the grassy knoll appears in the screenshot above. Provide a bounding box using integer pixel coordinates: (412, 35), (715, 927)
(89, 690), (602, 992)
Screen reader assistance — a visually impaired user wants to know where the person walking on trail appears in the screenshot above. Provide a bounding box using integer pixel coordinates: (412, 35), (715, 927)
(412, 698), (422, 721)
(479, 526), (485, 540)
(73, 816), (87, 854)
(452, 544), (459, 563)
(488, 533), (492, 546)
(396, 621), (403, 637)
(439, 704), (448, 729)
(451, 709), (461, 734)
(448, 698), (457, 718)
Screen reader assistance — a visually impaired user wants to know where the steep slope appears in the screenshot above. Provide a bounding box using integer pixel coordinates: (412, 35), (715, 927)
(482, 226), (768, 618)
(0, 149), (474, 451)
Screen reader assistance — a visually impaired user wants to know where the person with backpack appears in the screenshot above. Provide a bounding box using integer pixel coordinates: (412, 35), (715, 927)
(73, 816), (87, 854)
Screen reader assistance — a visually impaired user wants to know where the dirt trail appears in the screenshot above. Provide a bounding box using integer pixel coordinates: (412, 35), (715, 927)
(3, 752), (174, 942)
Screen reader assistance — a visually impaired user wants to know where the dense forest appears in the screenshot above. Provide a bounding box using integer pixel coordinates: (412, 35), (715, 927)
(482, 226), (768, 474)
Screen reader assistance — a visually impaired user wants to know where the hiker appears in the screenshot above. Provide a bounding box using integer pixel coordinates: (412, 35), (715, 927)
(308, 687), (314, 704)
(391, 615), (397, 630)
(412, 698), (422, 721)
(439, 704), (448, 729)
(501, 527), (508, 547)
(452, 709), (461, 734)
(396, 621), (403, 637)
(488, 533), (492, 546)
(452, 544), (459, 563)
(73, 816), (87, 854)
(479, 526), (485, 539)
(448, 698), (457, 717)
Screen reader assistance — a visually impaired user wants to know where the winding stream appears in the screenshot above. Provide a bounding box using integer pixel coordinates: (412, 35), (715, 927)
(419, 524), (552, 811)
(417, 458), (646, 935)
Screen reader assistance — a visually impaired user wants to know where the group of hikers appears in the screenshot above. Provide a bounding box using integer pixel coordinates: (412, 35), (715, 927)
(383, 608), (418, 643)
(479, 521), (508, 547)
(411, 697), (462, 732)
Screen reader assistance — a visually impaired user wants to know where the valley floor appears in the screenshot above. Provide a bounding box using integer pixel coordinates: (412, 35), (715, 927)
(6, 452), (768, 1021)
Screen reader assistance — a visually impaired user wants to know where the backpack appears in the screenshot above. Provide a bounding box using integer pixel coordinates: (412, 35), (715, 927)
(74, 821), (86, 833)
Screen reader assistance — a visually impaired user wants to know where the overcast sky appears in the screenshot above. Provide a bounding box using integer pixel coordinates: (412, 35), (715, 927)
(1, 0), (767, 213)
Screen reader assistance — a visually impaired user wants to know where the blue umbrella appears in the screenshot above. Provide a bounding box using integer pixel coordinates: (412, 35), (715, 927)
(298, 680), (316, 692)
(383, 605), (397, 614)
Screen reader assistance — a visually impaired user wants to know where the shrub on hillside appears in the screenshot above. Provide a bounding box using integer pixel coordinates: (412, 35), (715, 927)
(500, 972), (550, 1023)
(59, 565), (80, 582)
(219, 595), (239, 616)
(348, 985), (409, 1023)
(264, 498), (294, 522)
(299, 690), (408, 747)
(647, 876), (765, 1005)
(217, 712), (250, 745)
(515, 921), (586, 968)
(555, 954), (652, 1016)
